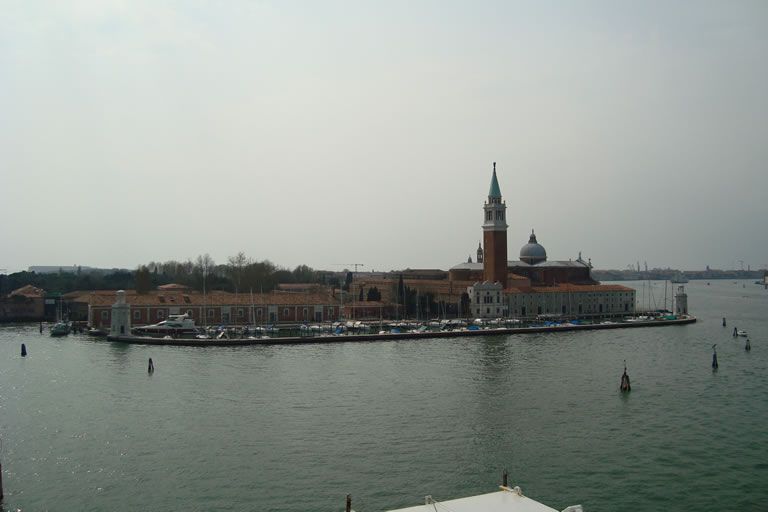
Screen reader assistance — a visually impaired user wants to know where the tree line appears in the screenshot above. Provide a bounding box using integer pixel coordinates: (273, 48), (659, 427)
(0, 252), (340, 296)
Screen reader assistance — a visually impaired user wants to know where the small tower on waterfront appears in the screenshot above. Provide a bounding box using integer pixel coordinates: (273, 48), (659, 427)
(482, 162), (508, 288)
(675, 285), (688, 316)
(110, 290), (131, 336)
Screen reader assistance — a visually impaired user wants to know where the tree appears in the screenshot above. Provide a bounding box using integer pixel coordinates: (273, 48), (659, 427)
(343, 272), (353, 292)
(460, 292), (471, 318)
(194, 254), (216, 293)
(359, 285), (364, 301)
(292, 264), (317, 283)
(135, 266), (152, 294)
(366, 286), (381, 302)
(227, 252), (248, 294)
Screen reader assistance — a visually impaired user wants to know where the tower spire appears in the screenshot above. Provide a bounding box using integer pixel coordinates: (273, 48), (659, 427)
(482, 162), (508, 288)
(488, 162), (502, 199)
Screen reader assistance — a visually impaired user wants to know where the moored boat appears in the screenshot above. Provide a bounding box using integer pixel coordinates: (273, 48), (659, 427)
(50, 321), (72, 336)
(133, 314), (198, 336)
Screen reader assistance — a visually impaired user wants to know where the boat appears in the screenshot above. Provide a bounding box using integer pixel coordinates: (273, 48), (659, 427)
(133, 314), (198, 336)
(50, 320), (72, 336)
(671, 272), (688, 284)
(376, 484), (582, 512)
(736, 330), (748, 337)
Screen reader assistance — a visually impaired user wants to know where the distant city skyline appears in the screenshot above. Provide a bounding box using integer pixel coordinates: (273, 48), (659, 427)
(2, 1), (767, 275)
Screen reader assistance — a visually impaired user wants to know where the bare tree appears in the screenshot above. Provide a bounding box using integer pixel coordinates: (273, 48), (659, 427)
(227, 251), (248, 294)
(194, 254), (215, 293)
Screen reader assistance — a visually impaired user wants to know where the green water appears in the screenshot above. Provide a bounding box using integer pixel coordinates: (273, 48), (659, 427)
(1, 280), (767, 511)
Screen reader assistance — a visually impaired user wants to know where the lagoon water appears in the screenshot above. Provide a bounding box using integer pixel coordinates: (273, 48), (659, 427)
(1, 279), (767, 511)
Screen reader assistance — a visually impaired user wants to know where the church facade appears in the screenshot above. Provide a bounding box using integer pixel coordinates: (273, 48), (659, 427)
(452, 163), (636, 319)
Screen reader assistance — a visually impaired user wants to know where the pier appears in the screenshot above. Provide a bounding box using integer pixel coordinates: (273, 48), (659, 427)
(107, 315), (696, 346)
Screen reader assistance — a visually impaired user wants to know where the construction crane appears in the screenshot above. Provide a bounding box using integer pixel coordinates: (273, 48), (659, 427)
(333, 263), (365, 273)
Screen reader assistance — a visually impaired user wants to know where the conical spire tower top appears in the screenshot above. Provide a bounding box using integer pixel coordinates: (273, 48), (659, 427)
(488, 162), (502, 199)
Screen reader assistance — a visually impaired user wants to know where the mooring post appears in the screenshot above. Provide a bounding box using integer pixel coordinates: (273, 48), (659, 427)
(346, 493), (351, 512)
(21, 344), (27, 357)
(1, 460), (4, 501)
(503, 468), (508, 487)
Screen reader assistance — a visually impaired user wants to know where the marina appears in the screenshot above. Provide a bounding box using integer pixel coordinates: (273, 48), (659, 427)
(1, 279), (766, 511)
(106, 315), (697, 346)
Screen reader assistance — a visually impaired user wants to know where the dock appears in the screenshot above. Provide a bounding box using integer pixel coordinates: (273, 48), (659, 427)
(106, 316), (696, 346)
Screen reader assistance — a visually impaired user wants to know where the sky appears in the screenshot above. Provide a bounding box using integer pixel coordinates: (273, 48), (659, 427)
(2, 0), (767, 274)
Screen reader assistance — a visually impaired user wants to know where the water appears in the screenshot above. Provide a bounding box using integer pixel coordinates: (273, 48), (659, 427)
(1, 279), (767, 511)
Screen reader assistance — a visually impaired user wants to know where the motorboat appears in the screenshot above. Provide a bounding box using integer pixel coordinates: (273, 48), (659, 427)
(50, 321), (72, 336)
(133, 314), (197, 336)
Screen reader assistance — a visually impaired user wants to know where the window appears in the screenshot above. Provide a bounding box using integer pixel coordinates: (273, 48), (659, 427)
(303, 308), (308, 318)
(133, 311), (141, 320)
(237, 308), (244, 318)
(537, 306), (542, 315)
(257, 309), (263, 318)
(208, 309), (215, 318)
(186, 310), (193, 316)
(283, 308), (289, 318)
(157, 310), (165, 320)
(101, 311), (108, 320)
(328, 307), (334, 316)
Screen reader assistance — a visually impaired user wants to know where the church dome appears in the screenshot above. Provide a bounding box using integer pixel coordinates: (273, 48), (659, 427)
(520, 230), (547, 264)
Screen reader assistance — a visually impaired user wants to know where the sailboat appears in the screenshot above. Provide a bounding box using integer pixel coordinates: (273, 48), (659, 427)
(50, 300), (71, 336)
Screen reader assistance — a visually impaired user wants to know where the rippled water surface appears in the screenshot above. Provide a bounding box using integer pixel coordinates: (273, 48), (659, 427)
(1, 280), (767, 511)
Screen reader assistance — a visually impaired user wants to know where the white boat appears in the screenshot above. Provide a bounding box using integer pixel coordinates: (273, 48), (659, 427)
(133, 314), (197, 336)
(378, 485), (582, 512)
(50, 321), (72, 336)
(736, 330), (748, 337)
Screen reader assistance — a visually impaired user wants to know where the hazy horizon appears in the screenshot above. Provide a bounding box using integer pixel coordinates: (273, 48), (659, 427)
(2, 1), (767, 275)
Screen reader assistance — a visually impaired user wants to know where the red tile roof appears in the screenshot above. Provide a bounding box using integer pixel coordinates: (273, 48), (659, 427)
(80, 289), (341, 307)
(9, 285), (45, 298)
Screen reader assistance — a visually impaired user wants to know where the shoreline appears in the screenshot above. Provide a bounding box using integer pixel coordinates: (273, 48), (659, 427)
(107, 315), (697, 346)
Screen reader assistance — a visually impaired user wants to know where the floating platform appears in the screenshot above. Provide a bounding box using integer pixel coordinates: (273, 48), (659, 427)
(106, 316), (696, 346)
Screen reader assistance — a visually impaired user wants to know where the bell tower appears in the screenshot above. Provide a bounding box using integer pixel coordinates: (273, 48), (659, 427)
(482, 162), (508, 288)
(476, 241), (484, 263)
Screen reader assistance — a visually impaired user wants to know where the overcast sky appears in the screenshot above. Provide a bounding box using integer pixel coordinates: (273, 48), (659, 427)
(2, 1), (767, 274)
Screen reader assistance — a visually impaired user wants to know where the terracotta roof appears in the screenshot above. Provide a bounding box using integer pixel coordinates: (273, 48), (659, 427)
(80, 289), (340, 307)
(157, 283), (190, 290)
(9, 285), (45, 298)
(505, 283), (634, 294)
